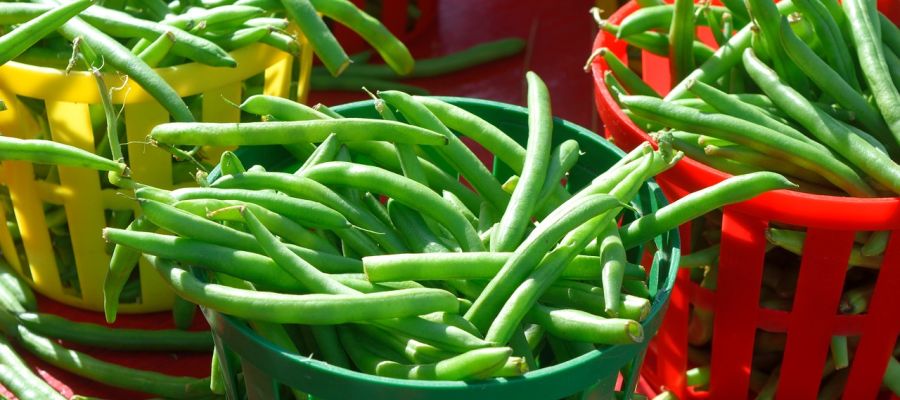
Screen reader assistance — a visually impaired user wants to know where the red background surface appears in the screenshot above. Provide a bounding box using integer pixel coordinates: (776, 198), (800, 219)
(0, 1), (647, 398)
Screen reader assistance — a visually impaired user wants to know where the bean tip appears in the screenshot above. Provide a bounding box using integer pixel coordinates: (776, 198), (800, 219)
(626, 320), (644, 343)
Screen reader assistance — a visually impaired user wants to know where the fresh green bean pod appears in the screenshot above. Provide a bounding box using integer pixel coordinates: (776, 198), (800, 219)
(386, 201), (453, 254)
(0, 137), (125, 172)
(0, 335), (66, 400)
(668, 0), (696, 82)
(767, 228), (882, 268)
(594, 48), (660, 97)
(150, 119), (448, 146)
(791, 0), (860, 90)
(0, 0), (94, 65)
(0, 259), (36, 311)
(281, 0), (349, 75)
(527, 304), (643, 345)
(17, 312), (213, 351)
(239, 94), (332, 120)
(615, 4), (728, 39)
(17, 325), (212, 399)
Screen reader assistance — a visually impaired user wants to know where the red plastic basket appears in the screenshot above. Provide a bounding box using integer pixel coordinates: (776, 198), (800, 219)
(332, 0), (437, 54)
(590, 1), (900, 399)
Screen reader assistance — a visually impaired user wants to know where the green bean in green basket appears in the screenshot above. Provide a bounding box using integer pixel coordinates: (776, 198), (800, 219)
(298, 161), (484, 252)
(150, 119), (449, 146)
(0, 0), (93, 65)
(491, 72), (552, 252)
(145, 255), (458, 324)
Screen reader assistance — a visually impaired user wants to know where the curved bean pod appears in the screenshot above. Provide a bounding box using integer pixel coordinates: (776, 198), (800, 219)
(0, 137), (125, 172)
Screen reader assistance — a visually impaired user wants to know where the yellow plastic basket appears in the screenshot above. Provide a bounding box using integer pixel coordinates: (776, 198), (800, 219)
(0, 36), (314, 313)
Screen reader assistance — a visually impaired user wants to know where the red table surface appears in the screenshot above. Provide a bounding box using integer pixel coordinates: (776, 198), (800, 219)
(1, 1), (656, 398)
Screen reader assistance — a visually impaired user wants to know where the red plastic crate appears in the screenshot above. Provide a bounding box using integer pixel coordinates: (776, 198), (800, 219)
(590, 1), (900, 398)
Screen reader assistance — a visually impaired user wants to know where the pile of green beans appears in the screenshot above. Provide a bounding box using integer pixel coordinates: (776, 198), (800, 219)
(99, 73), (788, 393)
(594, 1), (900, 397)
(595, 0), (900, 198)
(0, 258), (216, 399)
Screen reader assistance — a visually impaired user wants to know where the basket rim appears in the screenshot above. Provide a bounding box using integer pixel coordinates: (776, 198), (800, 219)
(590, 1), (900, 229)
(202, 96), (681, 398)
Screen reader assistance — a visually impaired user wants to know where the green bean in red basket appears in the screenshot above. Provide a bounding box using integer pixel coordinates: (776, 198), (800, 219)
(149, 119), (448, 146)
(0, 0), (93, 65)
(16, 325), (213, 399)
(17, 312), (213, 351)
(280, 0), (349, 76)
(778, 18), (897, 154)
(209, 173), (407, 253)
(0, 137), (126, 173)
(668, 0), (695, 82)
(309, 0), (414, 76)
(619, 172), (797, 249)
(379, 90), (509, 213)
(490, 72), (552, 252)
(791, 0), (859, 91)
(615, 4), (728, 39)
(154, 186), (350, 229)
(766, 228), (883, 269)
(591, 48), (660, 98)
(298, 162), (484, 252)
(703, 144), (830, 186)
(363, 252), (645, 283)
(746, 0), (810, 95)
(0, 335), (66, 400)
(742, 49), (900, 195)
(844, 0), (900, 145)
(620, 95), (874, 197)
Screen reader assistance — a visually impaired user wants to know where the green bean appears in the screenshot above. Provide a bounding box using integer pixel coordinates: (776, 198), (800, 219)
(465, 193), (625, 332)
(593, 48), (660, 97)
(160, 186), (350, 229)
(281, 0), (349, 75)
(259, 30), (300, 55)
(163, 5), (264, 30)
(882, 13), (900, 56)
(620, 172), (795, 249)
(299, 162), (484, 251)
(621, 95), (874, 196)
(527, 304), (643, 345)
(884, 355), (900, 396)
(104, 229), (359, 290)
(615, 4), (728, 39)
(778, 19), (896, 154)
(598, 21), (715, 63)
(309, 73), (428, 94)
(686, 366), (711, 387)
(861, 230), (891, 257)
(243, 17), (289, 29)
(0, 259), (36, 311)
(0, 335), (66, 400)
(0, 137), (125, 172)
(703, 144), (830, 185)
(541, 282), (650, 321)
(18, 312), (213, 351)
(885, 45), (900, 88)
(597, 219), (627, 317)
(309, 0), (413, 75)
(17, 325), (212, 399)
(844, 0), (900, 146)
(137, 31), (176, 67)
(209, 173), (406, 252)
(362, 192), (392, 228)
(209, 350), (225, 395)
(355, 325), (454, 364)
(202, 25), (271, 51)
(322, 38), (524, 80)
(535, 139), (579, 214)
(704, 7), (727, 47)
(744, 48), (900, 195)
(492, 72), (552, 251)
(767, 228), (882, 269)
(369, 337), (515, 380)
(679, 244), (720, 268)
(239, 94), (332, 121)
(146, 255), (458, 323)
(371, 98), (429, 186)
(792, 0), (860, 91)
(363, 252), (645, 283)
(685, 80), (831, 153)
(668, 0), (696, 82)
(103, 217), (156, 323)
(150, 119), (448, 146)
(379, 91), (509, 213)
(830, 335), (849, 370)
(0, 0), (93, 65)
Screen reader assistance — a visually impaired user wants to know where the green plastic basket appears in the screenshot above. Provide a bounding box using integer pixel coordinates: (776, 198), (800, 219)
(202, 97), (680, 400)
